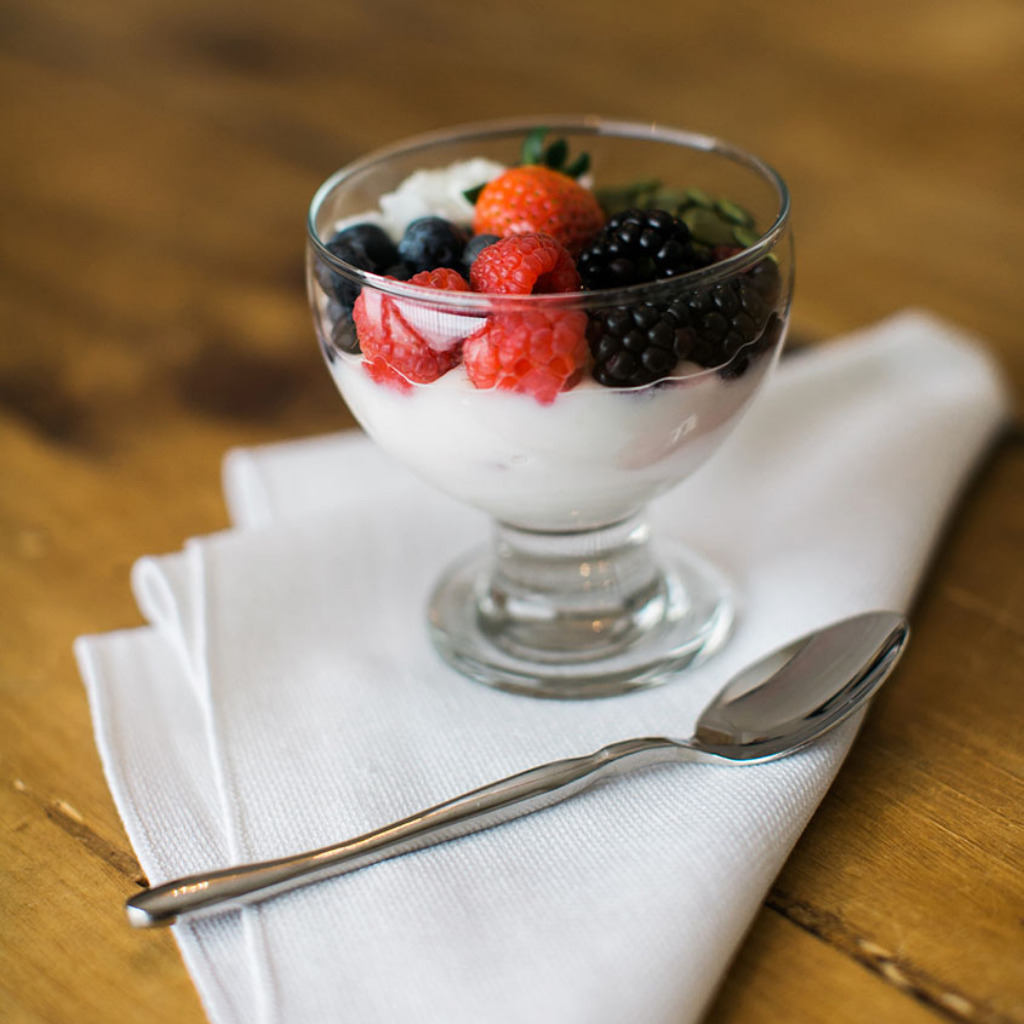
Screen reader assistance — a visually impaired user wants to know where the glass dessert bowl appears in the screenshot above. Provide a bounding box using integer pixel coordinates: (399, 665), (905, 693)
(307, 116), (792, 698)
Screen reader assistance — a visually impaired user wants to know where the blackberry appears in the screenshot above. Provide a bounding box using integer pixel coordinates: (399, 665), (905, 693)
(588, 259), (783, 386)
(397, 216), (468, 274)
(316, 222), (399, 310)
(666, 260), (783, 377)
(577, 208), (709, 289)
(746, 258), (782, 307)
(587, 303), (688, 387)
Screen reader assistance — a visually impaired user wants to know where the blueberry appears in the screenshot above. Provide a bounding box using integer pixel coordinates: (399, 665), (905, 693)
(397, 217), (467, 273)
(335, 223), (400, 270)
(315, 239), (364, 309)
(462, 233), (500, 270)
(325, 298), (359, 354)
(381, 261), (414, 281)
(315, 223), (398, 310)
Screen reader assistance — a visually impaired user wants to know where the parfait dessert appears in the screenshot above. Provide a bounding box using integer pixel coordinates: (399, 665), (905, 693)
(307, 118), (792, 697)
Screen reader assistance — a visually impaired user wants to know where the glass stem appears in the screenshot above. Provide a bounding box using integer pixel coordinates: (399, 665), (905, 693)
(476, 515), (671, 661)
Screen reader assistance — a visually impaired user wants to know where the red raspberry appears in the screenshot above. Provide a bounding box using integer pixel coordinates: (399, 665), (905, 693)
(354, 269), (470, 390)
(463, 309), (588, 405)
(473, 165), (605, 255)
(470, 233), (580, 296)
(407, 268), (472, 291)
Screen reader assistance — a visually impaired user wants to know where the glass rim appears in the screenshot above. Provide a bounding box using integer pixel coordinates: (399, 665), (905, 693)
(306, 114), (791, 311)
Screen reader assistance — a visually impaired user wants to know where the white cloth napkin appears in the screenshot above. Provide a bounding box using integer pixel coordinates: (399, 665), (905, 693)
(75, 311), (1009, 1024)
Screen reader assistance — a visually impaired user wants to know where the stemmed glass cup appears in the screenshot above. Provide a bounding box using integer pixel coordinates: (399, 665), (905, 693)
(307, 117), (792, 698)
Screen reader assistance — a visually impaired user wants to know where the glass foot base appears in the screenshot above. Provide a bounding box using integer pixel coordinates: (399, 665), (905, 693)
(427, 519), (734, 699)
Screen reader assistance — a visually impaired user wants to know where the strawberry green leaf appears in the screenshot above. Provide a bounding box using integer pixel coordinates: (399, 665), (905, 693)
(543, 137), (568, 170)
(564, 152), (590, 179)
(521, 127), (549, 166)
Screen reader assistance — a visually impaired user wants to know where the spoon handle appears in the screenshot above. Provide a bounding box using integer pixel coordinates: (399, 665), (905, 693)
(126, 737), (691, 928)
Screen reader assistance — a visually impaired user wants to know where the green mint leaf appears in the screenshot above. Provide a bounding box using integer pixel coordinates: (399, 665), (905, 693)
(682, 186), (714, 209)
(715, 198), (755, 228)
(649, 186), (688, 213)
(732, 225), (760, 248)
(462, 183), (486, 205)
(681, 207), (737, 246)
(594, 179), (662, 216)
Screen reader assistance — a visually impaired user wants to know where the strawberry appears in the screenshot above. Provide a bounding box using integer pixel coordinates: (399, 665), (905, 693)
(473, 165), (605, 256)
(463, 308), (588, 405)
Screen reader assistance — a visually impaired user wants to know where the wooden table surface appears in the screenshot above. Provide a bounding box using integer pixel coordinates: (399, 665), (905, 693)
(2, 0), (1022, 1021)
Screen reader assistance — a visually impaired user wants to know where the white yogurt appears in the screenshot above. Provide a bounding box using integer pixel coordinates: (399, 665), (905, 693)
(330, 352), (771, 532)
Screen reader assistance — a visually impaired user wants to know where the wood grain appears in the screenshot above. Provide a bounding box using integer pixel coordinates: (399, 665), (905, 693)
(2, 0), (1022, 1021)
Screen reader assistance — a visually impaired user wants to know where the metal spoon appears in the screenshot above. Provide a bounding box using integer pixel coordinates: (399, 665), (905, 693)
(126, 610), (908, 928)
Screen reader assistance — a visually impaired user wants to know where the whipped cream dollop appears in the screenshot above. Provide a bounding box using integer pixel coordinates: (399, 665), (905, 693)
(379, 158), (505, 238)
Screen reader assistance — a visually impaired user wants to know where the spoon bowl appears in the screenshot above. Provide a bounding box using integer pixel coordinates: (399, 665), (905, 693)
(693, 610), (908, 759)
(126, 610), (908, 928)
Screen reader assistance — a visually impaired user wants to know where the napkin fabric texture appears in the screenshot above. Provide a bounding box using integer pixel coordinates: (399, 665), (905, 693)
(75, 311), (1009, 1024)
